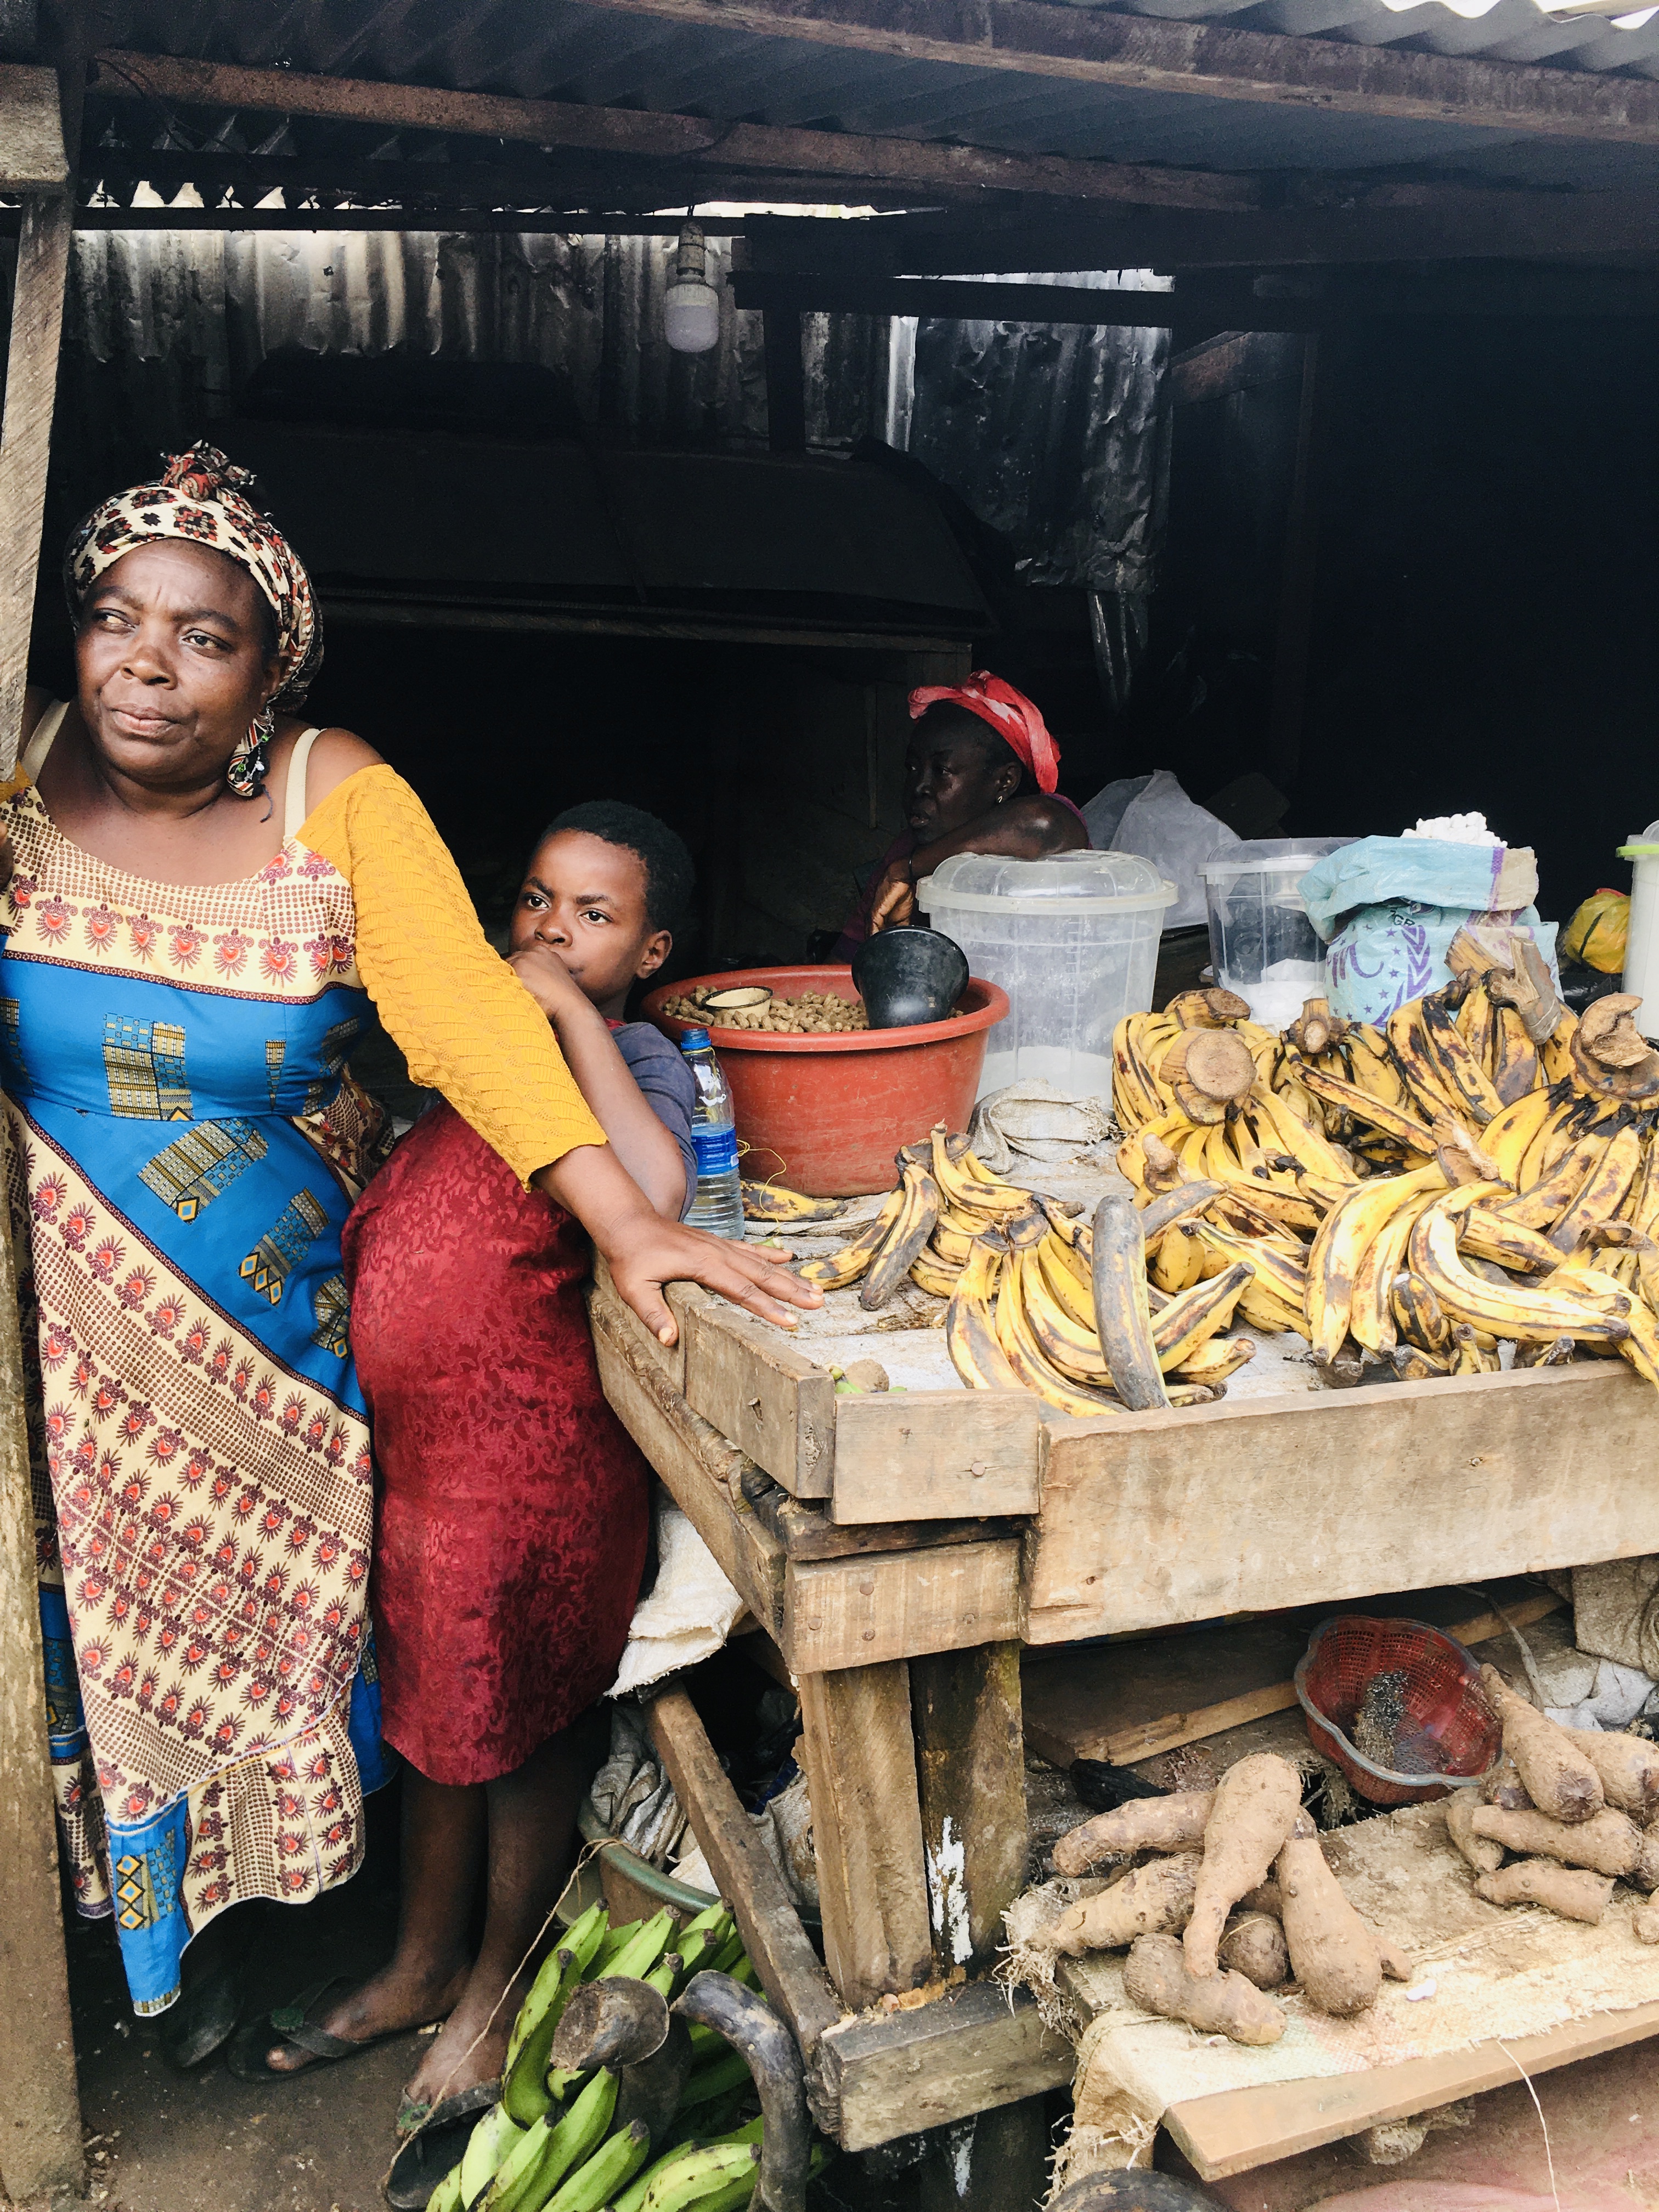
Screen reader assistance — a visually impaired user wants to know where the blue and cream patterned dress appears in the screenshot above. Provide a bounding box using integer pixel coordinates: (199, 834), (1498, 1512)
(3, 718), (390, 2015)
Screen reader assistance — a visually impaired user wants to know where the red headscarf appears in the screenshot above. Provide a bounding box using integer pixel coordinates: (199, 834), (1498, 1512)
(907, 672), (1060, 795)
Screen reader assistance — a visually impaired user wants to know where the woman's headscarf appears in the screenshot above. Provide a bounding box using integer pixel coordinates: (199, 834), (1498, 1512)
(64, 441), (321, 710)
(908, 671), (1059, 794)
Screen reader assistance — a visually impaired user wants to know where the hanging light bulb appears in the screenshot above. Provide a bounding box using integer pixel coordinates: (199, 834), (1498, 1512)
(664, 218), (721, 354)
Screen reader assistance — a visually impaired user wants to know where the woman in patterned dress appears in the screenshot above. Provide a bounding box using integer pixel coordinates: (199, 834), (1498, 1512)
(5, 445), (815, 2056)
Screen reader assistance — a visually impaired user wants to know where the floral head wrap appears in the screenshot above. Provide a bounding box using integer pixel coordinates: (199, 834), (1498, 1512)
(907, 670), (1060, 794)
(64, 441), (322, 713)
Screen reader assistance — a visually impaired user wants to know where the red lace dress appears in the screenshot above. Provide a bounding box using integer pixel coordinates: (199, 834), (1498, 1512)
(342, 1104), (651, 1786)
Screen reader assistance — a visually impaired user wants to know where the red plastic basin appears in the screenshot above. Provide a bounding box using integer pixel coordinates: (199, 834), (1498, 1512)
(642, 963), (1009, 1197)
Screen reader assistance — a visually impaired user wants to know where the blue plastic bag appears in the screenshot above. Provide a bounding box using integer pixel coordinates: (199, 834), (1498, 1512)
(1299, 837), (1558, 1025)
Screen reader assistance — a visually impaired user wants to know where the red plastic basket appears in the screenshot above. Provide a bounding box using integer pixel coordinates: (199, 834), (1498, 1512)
(1294, 1615), (1503, 1807)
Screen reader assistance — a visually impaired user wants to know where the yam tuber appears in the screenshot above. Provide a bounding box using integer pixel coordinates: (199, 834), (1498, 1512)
(1122, 1933), (1285, 2046)
(1634, 1898), (1659, 1945)
(1444, 1787), (1504, 1876)
(1051, 1790), (1215, 1878)
(1479, 1752), (1534, 1813)
(1377, 1936), (1414, 1984)
(1238, 1880), (1283, 1919)
(1184, 1753), (1305, 1982)
(1474, 1857), (1613, 1924)
(1468, 1803), (1643, 1878)
(1564, 1726), (1659, 1822)
(1480, 1666), (1603, 1825)
(1047, 1853), (1203, 1956)
(1218, 1911), (1289, 1990)
(1276, 1813), (1383, 2018)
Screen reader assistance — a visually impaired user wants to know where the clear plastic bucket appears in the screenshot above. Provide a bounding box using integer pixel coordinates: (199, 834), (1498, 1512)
(1201, 839), (1352, 1031)
(917, 849), (1177, 1099)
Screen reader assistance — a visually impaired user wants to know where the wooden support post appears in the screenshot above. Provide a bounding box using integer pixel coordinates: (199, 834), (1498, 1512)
(0, 1114), (81, 2202)
(645, 1689), (842, 2072)
(764, 301), (807, 456)
(797, 1662), (932, 2008)
(1267, 330), (1325, 787)
(911, 1643), (1028, 1980)
(0, 63), (81, 2198)
(0, 191), (72, 776)
(917, 2096), (1053, 2212)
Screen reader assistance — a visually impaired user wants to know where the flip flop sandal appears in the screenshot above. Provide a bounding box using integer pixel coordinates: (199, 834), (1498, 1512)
(225, 1976), (413, 2081)
(385, 2083), (502, 2211)
(394, 2075), (501, 2140)
(159, 1957), (244, 2071)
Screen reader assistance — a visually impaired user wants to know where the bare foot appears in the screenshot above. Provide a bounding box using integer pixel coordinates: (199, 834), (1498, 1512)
(262, 1956), (470, 2075)
(398, 1955), (529, 2112)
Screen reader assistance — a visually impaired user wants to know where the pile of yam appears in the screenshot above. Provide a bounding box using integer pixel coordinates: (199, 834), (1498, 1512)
(1440, 1664), (1659, 1932)
(1042, 1752), (1411, 2045)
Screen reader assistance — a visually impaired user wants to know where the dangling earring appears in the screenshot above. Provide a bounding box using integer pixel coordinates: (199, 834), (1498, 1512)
(228, 706), (274, 800)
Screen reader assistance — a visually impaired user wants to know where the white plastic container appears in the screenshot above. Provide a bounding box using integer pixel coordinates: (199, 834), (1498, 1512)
(1619, 820), (1659, 1039)
(1201, 838), (1352, 1031)
(916, 850), (1177, 1099)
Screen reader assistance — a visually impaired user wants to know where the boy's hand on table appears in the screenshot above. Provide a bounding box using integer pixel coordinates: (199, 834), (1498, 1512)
(506, 941), (588, 1022)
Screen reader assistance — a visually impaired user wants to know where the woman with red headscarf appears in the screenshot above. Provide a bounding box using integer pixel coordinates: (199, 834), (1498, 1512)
(830, 672), (1088, 957)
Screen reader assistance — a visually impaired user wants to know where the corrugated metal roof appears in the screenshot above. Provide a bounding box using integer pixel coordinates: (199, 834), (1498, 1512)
(99, 0), (1659, 196)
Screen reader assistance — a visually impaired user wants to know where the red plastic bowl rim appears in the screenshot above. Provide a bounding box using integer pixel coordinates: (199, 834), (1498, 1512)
(1292, 1614), (1504, 1791)
(641, 965), (1010, 1053)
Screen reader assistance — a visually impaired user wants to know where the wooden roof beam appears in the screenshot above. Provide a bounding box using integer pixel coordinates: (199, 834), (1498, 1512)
(87, 48), (1258, 212)
(511, 0), (1659, 149)
(0, 64), (69, 191)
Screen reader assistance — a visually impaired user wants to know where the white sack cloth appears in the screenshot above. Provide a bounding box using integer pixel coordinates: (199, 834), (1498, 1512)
(608, 1488), (746, 1697)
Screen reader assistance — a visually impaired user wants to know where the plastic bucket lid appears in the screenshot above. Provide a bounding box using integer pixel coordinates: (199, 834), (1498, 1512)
(919, 847), (1178, 916)
(917, 876), (1177, 915)
(1200, 852), (1338, 885)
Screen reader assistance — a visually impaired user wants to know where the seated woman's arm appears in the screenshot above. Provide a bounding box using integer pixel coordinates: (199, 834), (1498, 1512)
(870, 794), (1088, 932)
(300, 764), (816, 1340)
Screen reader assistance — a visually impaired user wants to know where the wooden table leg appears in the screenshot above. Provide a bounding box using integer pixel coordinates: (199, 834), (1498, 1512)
(912, 1641), (1028, 1980)
(917, 2095), (1053, 2212)
(797, 1660), (932, 2008)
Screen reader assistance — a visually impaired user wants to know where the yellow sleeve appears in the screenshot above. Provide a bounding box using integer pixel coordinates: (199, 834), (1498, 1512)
(301, 765), (606, 1184)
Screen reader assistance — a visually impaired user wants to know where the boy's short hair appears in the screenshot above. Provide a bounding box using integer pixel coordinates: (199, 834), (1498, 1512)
(540, 802), (696, 934)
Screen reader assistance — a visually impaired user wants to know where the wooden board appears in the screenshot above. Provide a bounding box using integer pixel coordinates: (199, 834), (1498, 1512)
(1165, 2000), (1659, 2180)
(797, 1661), (933, 2008)
(1022, 1584), (1563, 1767)
(645, 1688), (843, 2096)
(590, 1254), (707, 1392)
(1027, 1361), (1659, 1644)
(828, 1391), (1043, 1525)
(0, 66), (68, 191)
(913, 1644), (1028, 1979)
(815, 1981), (1073, 2154)
(786, 1539), (1023, 1672)
(684, 1301), (837, 1499)
(588, 1293), (787, 1640)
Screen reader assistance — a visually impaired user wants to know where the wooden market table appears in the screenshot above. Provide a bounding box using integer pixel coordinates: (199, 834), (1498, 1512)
(585, 1244), (1659, 2177)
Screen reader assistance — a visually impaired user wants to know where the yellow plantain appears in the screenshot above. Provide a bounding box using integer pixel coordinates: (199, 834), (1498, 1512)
(795, 1186), (903, 1289)
(1193, 1220), (1310, 1308)
(860, 1162), (940, 1310)
(1090, 1192), (1170, 1410)
(1036, 1232), (1098, 1331)
(740, 1181), (845, 1222)
(1349, 1185), (1444, 1353)
(1457, 1208), (1562, 1276)
(1305, 1165), (1448, 1364)
(997, 1259), (1125, 1416)
(909, 1251), (962, 1298)
(1492, 1129), (1617, 1233)
(1390, 1269), (1453, 1356)
(945, 1238), (1025, 1391)
(1548, 1122), (1644, 1254)
(1489, 1002), (1541, 1104)
(929, 1124), (1030, 1218)
(1408, 1195), (1631, 1347)
(1386, 1002), (1465, 1122)
(1171, 1334), (1255, 1384)
(1152, 1262), (1252, 1370)
(1418, 994), (1504, 1125)
(1294, 1063), (1436, 1154)
(1480, 1086), (1555, 1186)
(1250, 1081), (1360, 1186)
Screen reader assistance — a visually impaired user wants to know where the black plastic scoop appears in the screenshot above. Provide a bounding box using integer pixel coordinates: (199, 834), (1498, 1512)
(852, 924), (969, 1030)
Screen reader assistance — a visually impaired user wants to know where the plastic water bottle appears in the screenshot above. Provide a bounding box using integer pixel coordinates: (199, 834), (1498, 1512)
(679, 1028), (746, 1238)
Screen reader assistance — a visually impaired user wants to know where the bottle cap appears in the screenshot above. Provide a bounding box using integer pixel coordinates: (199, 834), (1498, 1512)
(679, 1026), (712, 1049)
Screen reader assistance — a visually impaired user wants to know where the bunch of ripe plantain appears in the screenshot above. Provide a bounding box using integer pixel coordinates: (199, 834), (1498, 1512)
(1111, 936), (1659, 1393)
(789, 1124), (1254, 1417)
(431, 1899), (827, 2212)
